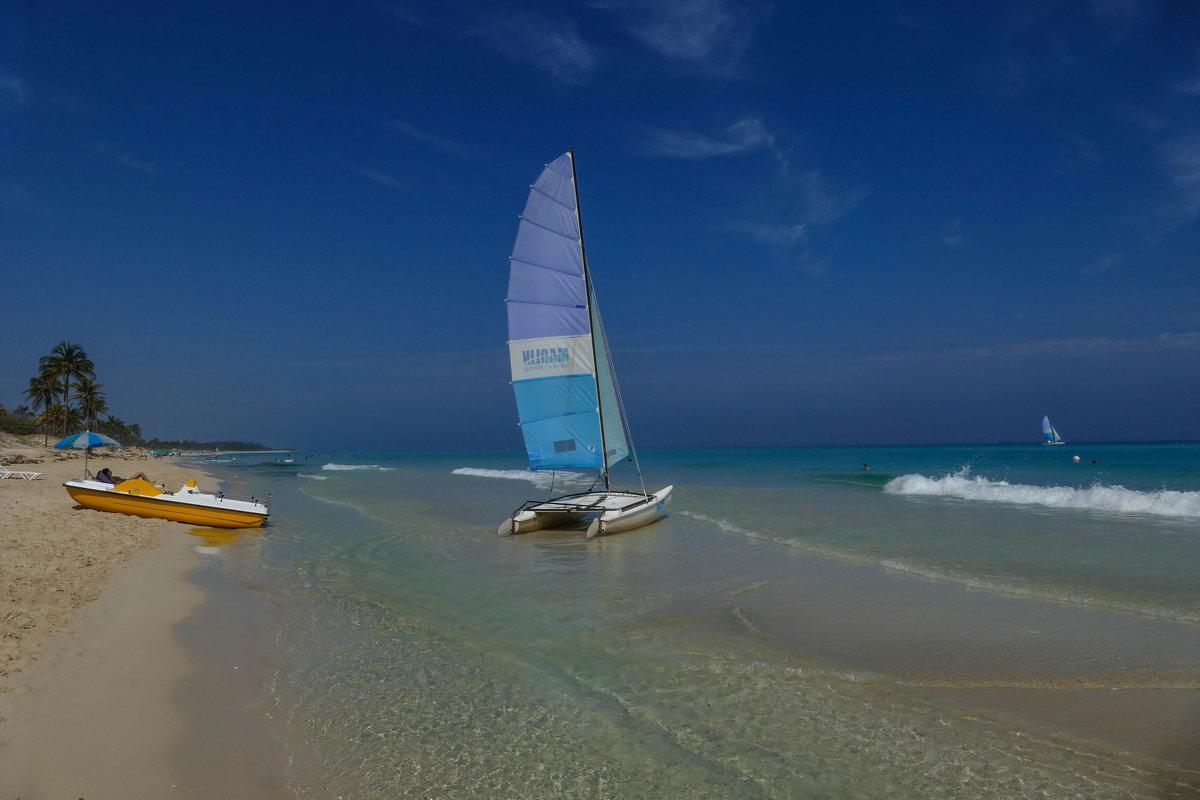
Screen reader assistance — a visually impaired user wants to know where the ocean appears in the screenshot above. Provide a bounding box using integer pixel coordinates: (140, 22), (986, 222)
(187, 443), (1200, 798)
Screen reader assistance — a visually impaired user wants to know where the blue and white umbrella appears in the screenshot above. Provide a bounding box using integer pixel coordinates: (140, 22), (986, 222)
(55, 431), (122, 478)
(55, 431), (121, 449)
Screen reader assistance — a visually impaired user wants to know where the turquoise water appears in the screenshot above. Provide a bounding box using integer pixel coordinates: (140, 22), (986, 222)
(196, 445), (1200, 798)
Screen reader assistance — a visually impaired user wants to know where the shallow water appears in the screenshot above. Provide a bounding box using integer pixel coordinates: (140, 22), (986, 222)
(193, 445), (1200, 798)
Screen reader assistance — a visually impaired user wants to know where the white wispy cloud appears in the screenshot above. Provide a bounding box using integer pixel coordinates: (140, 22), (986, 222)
(732, 166), (869, 272)
(388, 120), (477, 158)
(731, 221), (806, 247)
(1089, 0), (1140, 20)
(348, 165), (410, 190)
(793, 169), (869, 229)
(0, 71), (28, 110)
(0, 182), (35, 213)
(986, 2), (1140, 96)
(892, 13), (930, 30)
(92, 142), (156, 174)
(637, 117), (866, 270)
(1087, 0), (1143, 41)
(1080, 252), (1124, 276)
(942, 219), (964, 247)
(1171, 47), (1200, 96)
(1115, 102), (1168, 134)
(636, 117), (773, 158)
(469, 12), (598, 84)
(1057, 130), (1103, 167)
(383, 3), (427, 28)
(596, 0), (765, 76)
(1148, 131), (1200, 239)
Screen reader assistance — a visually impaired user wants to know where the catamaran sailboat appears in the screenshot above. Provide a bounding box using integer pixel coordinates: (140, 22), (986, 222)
(498, 150), (672, 538)
(1042, 415), (1065, 445)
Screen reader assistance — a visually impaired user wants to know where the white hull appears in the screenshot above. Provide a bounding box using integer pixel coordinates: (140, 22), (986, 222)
(64, 478), (270, 529)
(499, 485), (672, 538)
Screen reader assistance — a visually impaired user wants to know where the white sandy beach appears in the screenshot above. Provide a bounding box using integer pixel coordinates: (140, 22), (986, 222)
(0, 434), (273, 798)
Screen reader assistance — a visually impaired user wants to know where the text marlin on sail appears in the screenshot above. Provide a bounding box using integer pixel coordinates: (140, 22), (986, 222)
(522, 347), (571, 367)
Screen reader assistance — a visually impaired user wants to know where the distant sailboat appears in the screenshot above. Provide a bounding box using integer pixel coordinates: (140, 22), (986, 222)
(1042, 415), (1065, 445)
(498, 150), (672, 538)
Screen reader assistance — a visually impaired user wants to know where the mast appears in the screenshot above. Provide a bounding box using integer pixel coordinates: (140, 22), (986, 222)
(569, 147), (612, 491)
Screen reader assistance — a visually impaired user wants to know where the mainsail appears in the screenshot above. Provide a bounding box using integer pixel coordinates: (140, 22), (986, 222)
(506, 152), (629, 477)
(1042, 415), (1063, 444)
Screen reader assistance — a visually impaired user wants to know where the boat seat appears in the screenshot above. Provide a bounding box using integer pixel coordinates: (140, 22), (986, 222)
(113, 478), (163, 496)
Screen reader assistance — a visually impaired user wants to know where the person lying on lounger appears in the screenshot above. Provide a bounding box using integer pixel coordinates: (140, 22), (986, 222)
(96, 467), (152, 485)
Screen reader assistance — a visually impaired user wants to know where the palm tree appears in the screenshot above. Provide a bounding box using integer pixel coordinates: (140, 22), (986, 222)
(38, 341), (94, 435)
(36, 404), (68, 439)
(25, 373), (60, 445)
(73, 376), (108, 430)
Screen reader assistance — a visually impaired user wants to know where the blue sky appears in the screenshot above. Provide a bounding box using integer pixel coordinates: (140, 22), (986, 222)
(2, 0), (1199, 450)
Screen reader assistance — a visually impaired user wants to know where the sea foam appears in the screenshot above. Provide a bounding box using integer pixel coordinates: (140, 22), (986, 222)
(320, 463), (392, 472)
(451, 467), (592, 490)
(885, 468), (1200, 519)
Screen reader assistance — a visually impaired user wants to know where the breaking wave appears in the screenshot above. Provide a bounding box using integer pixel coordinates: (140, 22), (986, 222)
(885, 468), (1200, 519)
(320, 463), (393, 472)
(451, 467), (593, 491)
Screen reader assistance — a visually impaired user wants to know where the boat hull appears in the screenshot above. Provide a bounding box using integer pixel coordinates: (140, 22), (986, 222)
(64, 480), (269, 529)
(589, 486), (672, 537)
(498, 486), (672, 538)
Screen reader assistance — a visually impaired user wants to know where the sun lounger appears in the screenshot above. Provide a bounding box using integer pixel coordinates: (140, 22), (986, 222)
(0, 465), (44, 480)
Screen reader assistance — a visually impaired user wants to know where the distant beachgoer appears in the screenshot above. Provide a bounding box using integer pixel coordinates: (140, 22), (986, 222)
(862, 464), (870, 470)
(97, 467), (151, 484)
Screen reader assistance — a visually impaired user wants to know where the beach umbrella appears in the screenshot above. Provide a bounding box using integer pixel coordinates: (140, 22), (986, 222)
(55, 430), (121, 477)
(55, 431), (121, 450)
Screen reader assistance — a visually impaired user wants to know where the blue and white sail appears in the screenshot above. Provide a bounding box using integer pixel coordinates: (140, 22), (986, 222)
(1042, 415), (1064, 444)
(506, 152), (629, 476)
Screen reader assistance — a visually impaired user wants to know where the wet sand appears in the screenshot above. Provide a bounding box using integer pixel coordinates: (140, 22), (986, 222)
(0, 438), (286, 798)
(172, 552), (293, 799)
(720, 548), (1200, 777)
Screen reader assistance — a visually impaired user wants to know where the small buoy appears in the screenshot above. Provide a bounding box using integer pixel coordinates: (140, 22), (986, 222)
(1072, 455), (1081, 462)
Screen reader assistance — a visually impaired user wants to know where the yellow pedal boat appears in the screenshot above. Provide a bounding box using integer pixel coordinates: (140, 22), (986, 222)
(64, 477), (270, 529)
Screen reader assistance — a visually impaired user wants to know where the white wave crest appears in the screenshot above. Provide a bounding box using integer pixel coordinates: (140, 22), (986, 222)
(452, 467), (592, 490)
(320, 463), (392, 472)
(885, 469), (1200, 518)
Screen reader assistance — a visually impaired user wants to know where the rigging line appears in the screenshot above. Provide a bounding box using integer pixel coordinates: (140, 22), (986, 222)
(590, 280), (648, 497)
(570, 149), (614, 492)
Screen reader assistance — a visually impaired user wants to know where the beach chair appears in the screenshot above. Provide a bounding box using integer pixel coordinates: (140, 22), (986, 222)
(0, 465), (44, 480)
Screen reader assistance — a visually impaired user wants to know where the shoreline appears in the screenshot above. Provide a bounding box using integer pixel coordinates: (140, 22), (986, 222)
(0, 438), (285, 797)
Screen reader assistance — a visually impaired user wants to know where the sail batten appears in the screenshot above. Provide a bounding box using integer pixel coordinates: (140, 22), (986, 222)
(508, 262), (588, 280)
(506, 299), (588, 310)
(517, 217), (578, 241)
